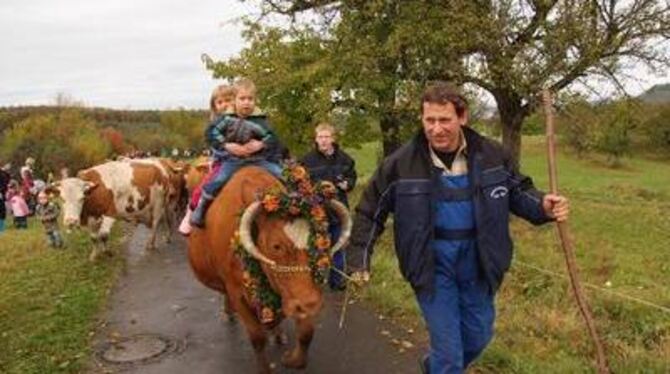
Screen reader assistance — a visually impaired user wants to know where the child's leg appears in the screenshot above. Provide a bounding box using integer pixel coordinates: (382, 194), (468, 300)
(178, 208), (193, 235)
(191, 160), (243, 227)
(255, 160), (283, 180)
(190, 163), (222, 210)
(46, 231), (56, 247)
(15, 216), (27, 229)
(52, 230), (64, 248)
(0, 219), (4, 233)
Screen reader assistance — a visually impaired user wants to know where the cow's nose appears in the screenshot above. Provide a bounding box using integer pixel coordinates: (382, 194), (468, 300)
(286, 295), (322, 319)
(64, 218), (80, 228)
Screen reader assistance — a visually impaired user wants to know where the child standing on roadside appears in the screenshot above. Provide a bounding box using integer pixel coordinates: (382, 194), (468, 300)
(7, 181), (29, 229)
(35, 191), (64, 248)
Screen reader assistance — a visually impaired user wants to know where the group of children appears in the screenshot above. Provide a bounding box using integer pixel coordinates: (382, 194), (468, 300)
(179, 78), (285, 235)
(2, 178), (64, 248)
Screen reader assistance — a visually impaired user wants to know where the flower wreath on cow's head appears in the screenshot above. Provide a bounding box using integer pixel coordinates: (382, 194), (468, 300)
(232, 161), (352, 325)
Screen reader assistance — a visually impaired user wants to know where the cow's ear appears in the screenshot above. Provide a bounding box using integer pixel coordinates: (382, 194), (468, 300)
(84, 182), (98, 194)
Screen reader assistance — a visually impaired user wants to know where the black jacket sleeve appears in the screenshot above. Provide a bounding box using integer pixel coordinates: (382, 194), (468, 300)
(345, 159), (396, 272)
(341, 154), (357, 192)
(503, 151), (552, 225)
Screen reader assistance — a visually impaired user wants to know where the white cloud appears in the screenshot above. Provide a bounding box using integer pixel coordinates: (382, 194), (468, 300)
(0, 0), (255, 109)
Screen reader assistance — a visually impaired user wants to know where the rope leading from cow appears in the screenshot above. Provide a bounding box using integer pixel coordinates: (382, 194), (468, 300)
(542, 90), (610, 374)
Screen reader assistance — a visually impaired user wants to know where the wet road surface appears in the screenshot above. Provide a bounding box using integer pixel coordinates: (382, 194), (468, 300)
(89, 226), (425, 374)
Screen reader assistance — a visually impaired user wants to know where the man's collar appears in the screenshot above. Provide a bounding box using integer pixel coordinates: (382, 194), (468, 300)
(429, 129), (468, 171)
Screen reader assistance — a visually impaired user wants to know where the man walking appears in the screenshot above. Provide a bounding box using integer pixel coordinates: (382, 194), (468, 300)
(346, 82), (569, 373)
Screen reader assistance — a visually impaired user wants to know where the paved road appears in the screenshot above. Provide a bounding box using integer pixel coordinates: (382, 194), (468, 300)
(89, 227), (424, 374)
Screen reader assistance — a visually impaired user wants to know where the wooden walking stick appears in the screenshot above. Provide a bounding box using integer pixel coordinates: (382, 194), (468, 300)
(542, 89), (610, 374)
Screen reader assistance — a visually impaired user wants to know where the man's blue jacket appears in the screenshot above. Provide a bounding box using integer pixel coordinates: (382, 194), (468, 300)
(345, 127), (553, 295)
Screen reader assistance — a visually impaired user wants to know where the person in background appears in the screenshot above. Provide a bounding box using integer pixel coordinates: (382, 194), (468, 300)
(7, 181), (29, 229)
(0, 188), (5, 234)
(35, 191), (64, 248)
(300, 122), (357, 290)
(0, 163), (10, 231)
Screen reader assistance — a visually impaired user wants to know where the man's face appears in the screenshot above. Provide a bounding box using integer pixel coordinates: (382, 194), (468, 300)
(315, 130), (335, 154)
(235, 88), (256, 118)
(422, 102), (467, 152)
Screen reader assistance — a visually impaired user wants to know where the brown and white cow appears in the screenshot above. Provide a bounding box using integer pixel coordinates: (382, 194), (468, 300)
(53, 160), (173, 261)
(128, 158), (191, 230)
(187, 166), (351, 373)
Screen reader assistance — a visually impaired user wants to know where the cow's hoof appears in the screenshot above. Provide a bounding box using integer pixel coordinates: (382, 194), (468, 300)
(281, 350), (306, 369)
(220, 310), (236, 323)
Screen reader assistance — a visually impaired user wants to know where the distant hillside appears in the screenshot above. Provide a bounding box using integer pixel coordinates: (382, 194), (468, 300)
(0, 105), (208, 134)
(638, 83), (670, 103)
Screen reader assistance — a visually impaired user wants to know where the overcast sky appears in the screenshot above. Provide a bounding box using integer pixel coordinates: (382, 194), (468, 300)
(1, 1), (668, 110)
(0, 0), (256, 109)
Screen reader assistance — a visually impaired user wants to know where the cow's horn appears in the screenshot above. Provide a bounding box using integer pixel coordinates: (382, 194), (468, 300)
(327, 200), (352, 256)
(239, 201), (276, 267)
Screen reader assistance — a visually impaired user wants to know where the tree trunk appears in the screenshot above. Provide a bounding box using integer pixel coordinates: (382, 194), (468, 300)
(495, 93), (528, 166)
(380, 111), (401, 158)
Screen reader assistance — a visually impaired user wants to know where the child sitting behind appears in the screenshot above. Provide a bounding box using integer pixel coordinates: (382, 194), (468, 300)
(35, 190), (64, 248)
(178, 84), (236, 235)
(189, 78), (285, 228)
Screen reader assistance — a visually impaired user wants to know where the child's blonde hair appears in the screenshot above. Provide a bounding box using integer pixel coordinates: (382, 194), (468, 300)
(233, 78), (257, 95)
(209, 84), (236, 116)
(315, 122), (336, 137)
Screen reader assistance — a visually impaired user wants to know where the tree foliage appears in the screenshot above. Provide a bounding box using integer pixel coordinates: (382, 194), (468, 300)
(225, 0), (670, 161)
(0, 109), (111, 176)
(641, 104), (670, 151)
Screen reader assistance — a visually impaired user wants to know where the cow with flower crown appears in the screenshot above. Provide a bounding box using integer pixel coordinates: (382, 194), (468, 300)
(187, 162), (351, 373)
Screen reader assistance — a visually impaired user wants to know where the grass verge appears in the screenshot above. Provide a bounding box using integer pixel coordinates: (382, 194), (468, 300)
(0, 221), (124, 374)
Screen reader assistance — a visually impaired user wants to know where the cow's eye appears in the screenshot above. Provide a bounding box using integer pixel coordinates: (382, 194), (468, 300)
(272, 244), (281, 251)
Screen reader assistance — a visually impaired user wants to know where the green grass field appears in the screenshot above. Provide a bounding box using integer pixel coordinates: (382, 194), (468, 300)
(346, 137), (670, 373)
(0, 221), (123, 374)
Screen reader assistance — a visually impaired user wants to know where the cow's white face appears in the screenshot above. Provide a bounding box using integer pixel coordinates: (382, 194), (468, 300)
(57, 178), (96, 227)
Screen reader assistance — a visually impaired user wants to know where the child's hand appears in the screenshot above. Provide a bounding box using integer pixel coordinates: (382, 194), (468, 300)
(224, 143), (249, 157)
(243, 139), (265, 154)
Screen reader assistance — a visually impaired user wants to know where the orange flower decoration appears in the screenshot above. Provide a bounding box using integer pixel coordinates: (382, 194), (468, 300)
(310, 205), (327, 222)
(316, 256), (331, 269)
(315, 234), (331, 250)
(298, 181), (314, 196)
(261, 307), (275, 324)
(262, 194), (280, 212)
(291, 166), (308, 181)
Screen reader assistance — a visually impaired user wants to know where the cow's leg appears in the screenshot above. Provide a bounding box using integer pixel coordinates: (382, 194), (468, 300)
(146, 207), (163, 251)
(163, 206), (173, 244)
(281, 317), (314, 369)
(87, 218), (103, 262)
(98, 216), (115, 256)
(220, 294), (236, 323)
(233, 297), (271, 374)
(270, 325), (288, 346)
